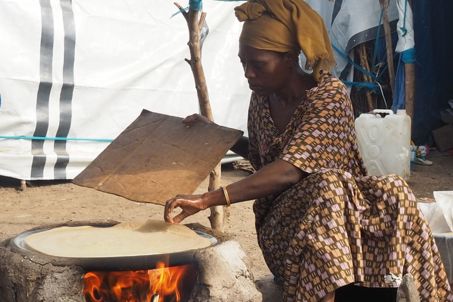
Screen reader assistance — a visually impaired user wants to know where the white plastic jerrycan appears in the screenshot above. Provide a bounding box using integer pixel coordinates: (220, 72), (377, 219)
(355, 109), (411, 179)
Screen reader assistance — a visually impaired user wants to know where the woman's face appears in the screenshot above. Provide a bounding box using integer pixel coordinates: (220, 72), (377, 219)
(238, 44), (293, 96)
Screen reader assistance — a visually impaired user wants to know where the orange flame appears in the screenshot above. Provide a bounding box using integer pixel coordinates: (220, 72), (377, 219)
(83, 262), (193, 302)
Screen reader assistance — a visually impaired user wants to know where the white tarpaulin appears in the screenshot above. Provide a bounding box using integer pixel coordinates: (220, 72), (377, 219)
(0, 0), (250, 180)
(395, 0), (414, 53)
(0, 0), (403, 181)
(308, 0), (398, 76)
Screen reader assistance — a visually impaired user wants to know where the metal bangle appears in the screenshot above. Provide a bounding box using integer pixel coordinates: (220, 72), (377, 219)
(221, 186), (231, 207)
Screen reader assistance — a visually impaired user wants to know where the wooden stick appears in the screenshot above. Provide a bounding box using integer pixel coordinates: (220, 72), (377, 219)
(357, 44), (375, 111)
(404, 0), (415, 121)
(20, 179), (27, 191)
(175, 2), (224, 232)
(404, 63), (415, 119)
(379, 0), (395, 98)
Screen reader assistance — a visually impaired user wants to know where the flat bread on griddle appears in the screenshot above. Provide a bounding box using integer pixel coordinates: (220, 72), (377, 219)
(24, 220), (212, 258)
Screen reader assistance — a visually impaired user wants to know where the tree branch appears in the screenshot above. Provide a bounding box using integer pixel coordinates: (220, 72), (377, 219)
(174, 2), (224, 232)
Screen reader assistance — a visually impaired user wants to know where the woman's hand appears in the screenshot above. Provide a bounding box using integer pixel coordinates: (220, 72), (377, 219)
(164, 194), (208, 224)
(183, 113), (213, 128)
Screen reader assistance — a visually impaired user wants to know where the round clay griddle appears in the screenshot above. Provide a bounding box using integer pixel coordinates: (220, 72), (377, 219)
(9, 221), (217, 271)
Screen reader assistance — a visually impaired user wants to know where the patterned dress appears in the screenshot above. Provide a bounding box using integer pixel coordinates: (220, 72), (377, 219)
(247, 73), (452, 301)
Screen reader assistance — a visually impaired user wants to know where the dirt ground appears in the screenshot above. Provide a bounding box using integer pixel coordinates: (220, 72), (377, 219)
(0, 149), (452, 296)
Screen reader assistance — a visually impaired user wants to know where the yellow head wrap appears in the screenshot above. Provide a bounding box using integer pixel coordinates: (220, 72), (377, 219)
(234, 0), (335, 80)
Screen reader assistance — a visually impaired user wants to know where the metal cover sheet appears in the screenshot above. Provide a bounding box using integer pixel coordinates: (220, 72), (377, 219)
(73, 109), (243, 205)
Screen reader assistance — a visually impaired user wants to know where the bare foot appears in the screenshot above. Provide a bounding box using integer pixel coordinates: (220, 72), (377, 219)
(321, 291), (335, 302)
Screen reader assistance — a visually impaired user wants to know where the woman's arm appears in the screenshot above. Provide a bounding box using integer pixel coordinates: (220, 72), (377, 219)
(164, 158), (306, 223)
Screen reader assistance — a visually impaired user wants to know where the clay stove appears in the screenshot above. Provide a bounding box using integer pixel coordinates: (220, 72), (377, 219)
(0, 221), (262, 302)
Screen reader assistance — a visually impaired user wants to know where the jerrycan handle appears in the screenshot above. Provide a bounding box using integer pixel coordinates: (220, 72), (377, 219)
(371, 109), (394, 117)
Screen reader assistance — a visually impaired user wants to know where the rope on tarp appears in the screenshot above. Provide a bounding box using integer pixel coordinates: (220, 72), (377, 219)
(171, 0), (246, 17)
(391, 48), (416, 111)
(189, 0), (203, 11)
(342, 81), (379, 91)
(332, 44), (377, 80)
(333, 7), (395, 97)
(372, 10), (384, 68)
(0, 135), (113, 143)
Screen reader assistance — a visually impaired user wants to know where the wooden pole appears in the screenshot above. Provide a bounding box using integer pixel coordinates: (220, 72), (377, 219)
(20, 179), (27, 191)
(404, 0), (415, 120)
(379, 0), (396, 98)
(404, 63), (415, 119)
(175, 2), (224, 232)
(356, 44), (375, 111)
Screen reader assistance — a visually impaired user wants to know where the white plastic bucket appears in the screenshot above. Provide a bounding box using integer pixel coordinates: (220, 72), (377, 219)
(355, 109), (411, 179)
